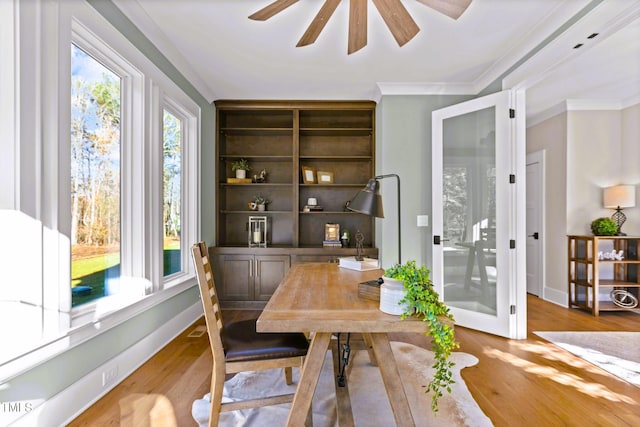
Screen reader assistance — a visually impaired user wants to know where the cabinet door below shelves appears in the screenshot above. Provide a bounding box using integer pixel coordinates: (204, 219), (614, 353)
(255, 255), (290, 301)
(217, 255), (252, 301)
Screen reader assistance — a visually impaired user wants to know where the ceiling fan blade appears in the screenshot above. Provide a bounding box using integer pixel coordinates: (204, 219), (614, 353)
(249, 0), (299, 21)
(371, 0), (420, 47)
(297, 0), (341, 47)
(348, 0), (368, 54)
(416, 0), (472, 20)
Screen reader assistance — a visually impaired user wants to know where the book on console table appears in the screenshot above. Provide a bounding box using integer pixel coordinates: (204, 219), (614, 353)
(338, 256), (379, 271)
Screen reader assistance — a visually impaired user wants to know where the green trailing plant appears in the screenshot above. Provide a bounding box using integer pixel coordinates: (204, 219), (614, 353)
(231, 158), (251, 172)
(591, 217), (618, 236)
(384, 260), (459, 413)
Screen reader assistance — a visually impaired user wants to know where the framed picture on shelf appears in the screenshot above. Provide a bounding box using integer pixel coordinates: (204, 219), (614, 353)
(325, 223), (340, 241)
(317, 171), (334, 184)
(301, 166), (316, 184)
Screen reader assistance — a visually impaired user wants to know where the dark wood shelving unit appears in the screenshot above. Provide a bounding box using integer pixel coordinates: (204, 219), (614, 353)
(212, 100), (378, 306)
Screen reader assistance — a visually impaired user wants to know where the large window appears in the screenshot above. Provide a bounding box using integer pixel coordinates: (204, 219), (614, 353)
(163, 109), (181, 277)
(0, 0), (201, 377)
(70, 44), (122, 307)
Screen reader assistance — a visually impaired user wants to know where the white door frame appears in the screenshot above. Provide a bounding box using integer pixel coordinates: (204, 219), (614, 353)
(432, 90), (527, 340)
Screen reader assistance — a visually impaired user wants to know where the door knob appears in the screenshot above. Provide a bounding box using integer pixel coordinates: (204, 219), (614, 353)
(528, 232), (539, 240)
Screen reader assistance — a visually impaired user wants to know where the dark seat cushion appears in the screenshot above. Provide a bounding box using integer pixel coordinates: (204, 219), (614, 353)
(221, 319), (309, 363)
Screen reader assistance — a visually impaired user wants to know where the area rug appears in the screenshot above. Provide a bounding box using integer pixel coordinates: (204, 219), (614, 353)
(192, 341), (492, 427)
(534, 331), (640, 387)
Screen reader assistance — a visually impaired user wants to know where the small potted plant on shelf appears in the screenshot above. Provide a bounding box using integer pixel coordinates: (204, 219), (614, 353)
(591, 217), (619, 236)
(253, 195), (270, 211)
(231, 158), (251, 179)
(383, 260), (458, 413)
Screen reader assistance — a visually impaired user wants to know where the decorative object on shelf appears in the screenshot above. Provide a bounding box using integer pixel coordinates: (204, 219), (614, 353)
(610, 289), (639, 308)
(228, 177), (252, 184)
(317, 171), (334, 184)
(598, 249), (624, 260)
(252, 195), (270, 211)
(591, 217), (619, 236)
(323, 223), (341, 247)
(307, 197), (317, 206)
(354, 230), (364, 260)
(253, 168), (267, 183)
(348, 173), (402, 264)
(301, 166), (316, 184)
(248, 216), (267, 248)
(382, 260), (458, 412)
(603, 184), (636, 235)
(340, 229), (350, 247)
(231, 158), (251, 179)
(324, 223), (339, 241)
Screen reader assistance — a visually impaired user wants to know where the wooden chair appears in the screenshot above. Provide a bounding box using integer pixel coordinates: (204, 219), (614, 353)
(190, 242), (310, 426)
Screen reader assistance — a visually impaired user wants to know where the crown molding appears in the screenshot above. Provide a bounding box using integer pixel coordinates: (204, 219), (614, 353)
(111, 0), (217, 102)
(376, 82), (476, 96)
(528, 97), (640, 128)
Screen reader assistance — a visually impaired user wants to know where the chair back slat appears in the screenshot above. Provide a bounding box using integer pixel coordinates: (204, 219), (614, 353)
(191, 242), (225, 364)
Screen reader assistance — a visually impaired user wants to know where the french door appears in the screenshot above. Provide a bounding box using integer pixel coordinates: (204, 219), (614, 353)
(432, 91), (527, 339)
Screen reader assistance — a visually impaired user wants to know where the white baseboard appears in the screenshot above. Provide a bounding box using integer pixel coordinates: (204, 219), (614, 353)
(542, 286), (568, 307)
(10, 301), (203, 427)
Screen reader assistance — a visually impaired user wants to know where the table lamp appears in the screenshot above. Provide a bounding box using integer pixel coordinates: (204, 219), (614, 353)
(347, 174), (401, 265)
(603, 184), (636, 235)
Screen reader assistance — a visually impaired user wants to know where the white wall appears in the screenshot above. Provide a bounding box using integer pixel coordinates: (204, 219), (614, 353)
(526, 113), (567, 295)
(567, 110), (623, 234)
(526, 103), (640, 301)
(621, 103), (640, 236)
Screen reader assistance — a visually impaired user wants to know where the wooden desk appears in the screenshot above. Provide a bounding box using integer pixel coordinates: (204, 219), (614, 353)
(257, 263), (426, 427)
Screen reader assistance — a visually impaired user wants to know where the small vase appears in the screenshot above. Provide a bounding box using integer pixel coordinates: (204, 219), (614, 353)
(379, 276), (406, 315)
(257, 204), (265, 211)
(236, 169), (246, 179)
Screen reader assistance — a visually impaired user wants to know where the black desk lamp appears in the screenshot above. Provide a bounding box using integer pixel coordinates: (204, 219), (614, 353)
(347, 174), (401, 265)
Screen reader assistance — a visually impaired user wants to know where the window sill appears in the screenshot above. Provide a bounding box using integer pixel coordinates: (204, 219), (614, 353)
(0, 276), (197, 382)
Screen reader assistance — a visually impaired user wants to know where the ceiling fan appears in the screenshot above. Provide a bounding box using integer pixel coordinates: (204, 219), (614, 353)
(249, 0), (472, 54)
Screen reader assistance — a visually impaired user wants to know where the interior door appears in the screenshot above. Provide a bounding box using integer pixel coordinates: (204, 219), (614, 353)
(432, 90), (527, 339)
(526, 151), (544, 296)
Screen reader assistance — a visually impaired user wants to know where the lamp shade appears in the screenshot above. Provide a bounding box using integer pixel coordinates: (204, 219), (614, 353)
(347, 179), (384, 218)
(603, 185), (636, 209)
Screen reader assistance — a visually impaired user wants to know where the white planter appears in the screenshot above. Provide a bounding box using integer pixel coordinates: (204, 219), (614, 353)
(257, 204), (265, 211)
(379, 276), (407, 315)
(236, 169), (247, 179)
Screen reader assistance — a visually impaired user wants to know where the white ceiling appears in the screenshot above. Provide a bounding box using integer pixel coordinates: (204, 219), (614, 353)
(114, 0), (640, 124)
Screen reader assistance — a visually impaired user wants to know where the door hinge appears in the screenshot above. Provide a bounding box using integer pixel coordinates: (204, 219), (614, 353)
(510, 305), (516, 314)
(509, 174), (516, 184)
(510, 239), (516, 249)
(509, 108), (515, 118)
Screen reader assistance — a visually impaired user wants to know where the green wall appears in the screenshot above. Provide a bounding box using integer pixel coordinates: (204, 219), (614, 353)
(376, 95), (473, 269)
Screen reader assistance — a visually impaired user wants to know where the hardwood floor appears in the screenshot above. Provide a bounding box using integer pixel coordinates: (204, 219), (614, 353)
(69, 295), (640, 426)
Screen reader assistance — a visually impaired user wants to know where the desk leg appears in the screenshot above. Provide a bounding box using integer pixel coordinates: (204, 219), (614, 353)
(369, 333), (416, 427)
(331, 340), (355, 427)
(286, 332), (331, 427)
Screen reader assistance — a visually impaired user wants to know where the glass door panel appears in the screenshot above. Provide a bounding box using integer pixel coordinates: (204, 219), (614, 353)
(442, 107), (497, 315)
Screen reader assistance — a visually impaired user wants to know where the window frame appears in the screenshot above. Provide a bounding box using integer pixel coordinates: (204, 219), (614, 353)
(0, 0), (201, 378)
